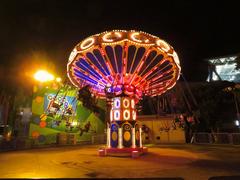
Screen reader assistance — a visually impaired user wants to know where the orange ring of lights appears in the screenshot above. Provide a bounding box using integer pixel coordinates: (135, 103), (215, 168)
(123, 110), (130, 120)
(80, 37), (95, 50)
(123, 98), (130, 108)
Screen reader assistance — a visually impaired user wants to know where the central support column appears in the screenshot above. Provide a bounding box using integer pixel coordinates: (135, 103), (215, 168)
(101, 96), (147, 157)
(139, 127), (142, 148)
(118, 128), (123, 148)
(107, 127), (111, 148)
(132, 127), (136, 148)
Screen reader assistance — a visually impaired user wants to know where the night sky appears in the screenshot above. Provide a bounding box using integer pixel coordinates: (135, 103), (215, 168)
(1, 0), (240, 83)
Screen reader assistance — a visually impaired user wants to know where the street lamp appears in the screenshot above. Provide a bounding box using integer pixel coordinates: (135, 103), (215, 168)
(34, 70), (55, 82)
(56, 77), (62, 82)
(235, 120), (240, 127)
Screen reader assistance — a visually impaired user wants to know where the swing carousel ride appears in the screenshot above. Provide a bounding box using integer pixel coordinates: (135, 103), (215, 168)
(67, 30), (181, 156)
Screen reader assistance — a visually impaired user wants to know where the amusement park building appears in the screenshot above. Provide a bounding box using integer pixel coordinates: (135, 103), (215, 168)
(206, 54), (240, 83)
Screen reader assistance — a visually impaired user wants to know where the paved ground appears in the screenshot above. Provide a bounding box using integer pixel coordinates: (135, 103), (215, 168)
(0, 144), (240, 179)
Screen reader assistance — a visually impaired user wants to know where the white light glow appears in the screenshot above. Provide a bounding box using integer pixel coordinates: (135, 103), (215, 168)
(56, 77), (62, 82)
(34, 70), (54, 82)
(72, 121), (78, 126)
(69, 48), (78, 62)
(173, 51), (180, 66)
(235, 120), (240, 126)
(156, 39), (170, 52)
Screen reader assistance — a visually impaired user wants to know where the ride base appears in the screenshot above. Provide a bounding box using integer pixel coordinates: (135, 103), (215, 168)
(99, 147), (148, 158)
(99, 96), (148, 158)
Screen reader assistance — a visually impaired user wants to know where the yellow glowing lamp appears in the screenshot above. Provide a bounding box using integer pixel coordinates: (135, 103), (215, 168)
(34, 70), (55, 82)
(56, 77), (62, 82)
(72, 121), (78, 126)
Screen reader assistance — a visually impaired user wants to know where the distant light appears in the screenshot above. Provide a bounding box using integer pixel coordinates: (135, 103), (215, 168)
(56, 77), (62, 82)
(235, 120), (240, 126)
(107, 87), (112, 93)
(34, 70), (54, 82)
(72, 121), (78, 126)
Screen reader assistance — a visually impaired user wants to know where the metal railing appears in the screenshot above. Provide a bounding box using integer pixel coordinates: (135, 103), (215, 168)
(193, 133), (240, 144)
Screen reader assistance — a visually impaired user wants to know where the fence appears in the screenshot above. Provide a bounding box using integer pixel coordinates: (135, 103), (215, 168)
(193, 133), (240, 144)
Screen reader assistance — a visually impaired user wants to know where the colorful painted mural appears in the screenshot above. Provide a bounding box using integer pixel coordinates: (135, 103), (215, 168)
(30, 82), (106, 143)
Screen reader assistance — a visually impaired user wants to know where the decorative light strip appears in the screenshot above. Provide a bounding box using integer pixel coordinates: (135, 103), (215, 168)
(129, 48), (150, 84)
(132, 127), (136, 148)
(146, 63), (172, 81)
(110, 109), (113, 121)
(73, 66), (104, 87)
(149, 74), (173, 87)
(107, 127), (111, 148)
(149, 69), (174, 83)
(132, 110), (136, 120)
(90, 51), (110, 77)
(138, 51), (159, 77)
(130, 32), (142, 43)
(118, 128), (123, 148)
(81, 54), (111, 85)
(68, 48), (78, 62)
(135, 57), (169, 87)
(131, 99), (135, 109)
